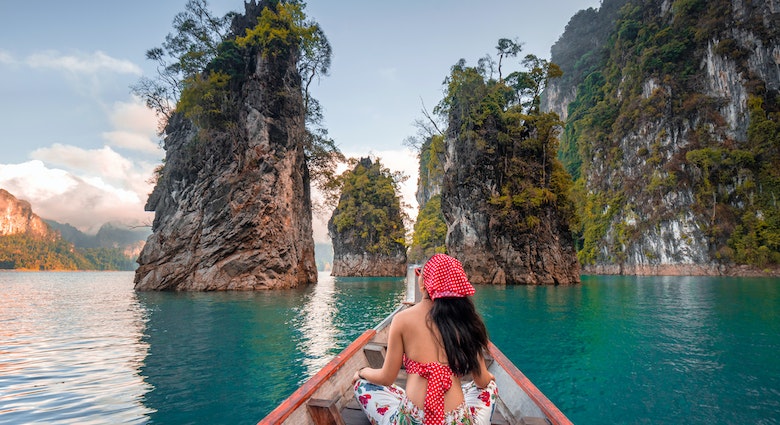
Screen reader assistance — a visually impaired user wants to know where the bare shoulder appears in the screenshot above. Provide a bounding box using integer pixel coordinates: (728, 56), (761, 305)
(394, 303), (425, 325)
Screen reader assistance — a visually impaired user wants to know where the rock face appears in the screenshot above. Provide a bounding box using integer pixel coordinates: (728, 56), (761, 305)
(134, 2), (317, 290)
(441, 132), (581, 286)
(545, 0), (780, 275)
(540, 0), (630, 121)
(0, 189), (52, 238)
(328, 157), (407, 277)
(328, 251), (406, 277)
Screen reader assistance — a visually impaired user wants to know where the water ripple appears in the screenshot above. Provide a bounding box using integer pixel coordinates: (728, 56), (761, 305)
(0, 272), (152, 425)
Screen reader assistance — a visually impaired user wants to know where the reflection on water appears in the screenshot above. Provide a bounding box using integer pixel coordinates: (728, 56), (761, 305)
(296, 273), (338, 376)
(136, 273), (404, 424)
(0, 272), (152, 424)
(136, 285), (307, 424)
(1, 272), (778, 425)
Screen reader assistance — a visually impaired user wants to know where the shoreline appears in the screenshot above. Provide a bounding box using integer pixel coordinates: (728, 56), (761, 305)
(582, 263), (780, 278)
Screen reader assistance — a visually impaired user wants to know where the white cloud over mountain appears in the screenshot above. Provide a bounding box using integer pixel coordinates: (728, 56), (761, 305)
(0, 96), (161, 234)
(0, 159), (154, 234)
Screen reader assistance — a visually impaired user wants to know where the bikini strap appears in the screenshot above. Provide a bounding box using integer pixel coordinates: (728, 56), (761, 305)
(403, 354), (453, 425)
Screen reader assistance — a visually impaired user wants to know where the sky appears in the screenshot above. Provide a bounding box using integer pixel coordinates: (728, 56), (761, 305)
(0, 0), (601, 242)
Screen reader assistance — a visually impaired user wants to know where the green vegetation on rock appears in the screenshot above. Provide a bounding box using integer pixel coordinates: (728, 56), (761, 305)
(556, 0), (780, 268)
(329, 157), (407, 255)
(409, 194), (447, 262)
(435, 50), (576, 238)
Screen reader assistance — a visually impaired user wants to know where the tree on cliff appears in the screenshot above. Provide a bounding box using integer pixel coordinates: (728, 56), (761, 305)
(426, 41), (580, 285)
(133, 0), (342, 190)
(434, 49), (576, 236)
(133, 1), (335, 290)
(328, 157), (408, 276)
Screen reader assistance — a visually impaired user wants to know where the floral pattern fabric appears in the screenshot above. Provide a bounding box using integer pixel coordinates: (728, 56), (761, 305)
(353, 379), (498, 425)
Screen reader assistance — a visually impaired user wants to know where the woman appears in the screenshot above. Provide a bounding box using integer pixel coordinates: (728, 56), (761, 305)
(353, 253), (498, 425)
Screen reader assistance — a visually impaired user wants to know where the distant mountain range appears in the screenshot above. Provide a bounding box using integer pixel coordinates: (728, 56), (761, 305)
(45, 220), (150, 257)
(0, 188), (149, 270)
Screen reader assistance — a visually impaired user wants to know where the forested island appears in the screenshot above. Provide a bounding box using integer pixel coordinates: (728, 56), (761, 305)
(328, 157), (407, 276)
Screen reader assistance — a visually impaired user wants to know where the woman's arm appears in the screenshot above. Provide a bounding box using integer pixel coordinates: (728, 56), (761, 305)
(353, 314), (405, 386)
(472, 351), (495, 388)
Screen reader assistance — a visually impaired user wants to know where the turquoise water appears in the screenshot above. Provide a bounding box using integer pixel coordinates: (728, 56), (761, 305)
(1, 272), (778, 424)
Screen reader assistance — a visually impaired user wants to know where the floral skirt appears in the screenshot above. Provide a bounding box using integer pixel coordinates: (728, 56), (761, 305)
(353, 379), (498, 425)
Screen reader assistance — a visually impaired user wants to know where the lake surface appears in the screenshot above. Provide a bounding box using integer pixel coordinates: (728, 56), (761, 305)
(0, 271), (778, 424)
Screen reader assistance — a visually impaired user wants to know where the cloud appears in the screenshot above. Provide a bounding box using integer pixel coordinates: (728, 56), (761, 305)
(0, 160), (78, 199)
(25, 50), (142, 75)
(0, 50), (13, 65)
(0, 145), (156, 233)
(102, 98), (163, 155)
(31, 144), (133, 183)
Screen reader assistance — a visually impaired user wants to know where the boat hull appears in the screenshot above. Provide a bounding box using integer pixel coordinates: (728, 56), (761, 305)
(258, 303), (572, 425)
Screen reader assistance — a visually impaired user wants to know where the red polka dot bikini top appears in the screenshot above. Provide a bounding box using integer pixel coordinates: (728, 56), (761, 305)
(403, 354), (455, 425)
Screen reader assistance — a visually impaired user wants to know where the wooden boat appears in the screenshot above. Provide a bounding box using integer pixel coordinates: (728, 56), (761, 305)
(259, 268), (573, 425)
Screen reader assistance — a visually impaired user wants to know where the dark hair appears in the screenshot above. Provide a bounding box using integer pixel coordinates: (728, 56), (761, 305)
(428, 297), (489, 376)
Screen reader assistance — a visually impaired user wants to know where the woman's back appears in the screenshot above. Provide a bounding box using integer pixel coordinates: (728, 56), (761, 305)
(396, 301), (466, 412)
(353, 254), (497, 425)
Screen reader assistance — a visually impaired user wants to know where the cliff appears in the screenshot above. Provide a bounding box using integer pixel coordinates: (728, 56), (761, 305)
(0, 189), (52, 238)
(134, 1), (317, 290)
(441, 118), (581, 285)
(435, 63), (580, 285)
(546, 0), (780, 275)
(328, 157), (407, 277)
(0, 189), (135, 270)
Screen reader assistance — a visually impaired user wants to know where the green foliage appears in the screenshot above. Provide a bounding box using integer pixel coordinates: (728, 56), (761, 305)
(409, 195), (447, 263)
(507, 55), (563, 113)
(330, 158), (407, 255)
(237, 2), (320, 60)
(419, 135), (445, 191)
(206, 39), (247, 79)
(81, 248), (138, 271)
(178, 71), (234, 128)
(132, 0), (235, 120)
(0, 234), (136, 271)
(577, 191), (623, 265)
(722, 96), (780, 266)
(436, 50), (576, 239)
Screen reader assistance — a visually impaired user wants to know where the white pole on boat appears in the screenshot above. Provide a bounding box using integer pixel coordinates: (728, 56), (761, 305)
(405, 264), (421, 304)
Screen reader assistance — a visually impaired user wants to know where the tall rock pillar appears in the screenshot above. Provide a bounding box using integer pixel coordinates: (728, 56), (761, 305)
(134, 5), (316, 290)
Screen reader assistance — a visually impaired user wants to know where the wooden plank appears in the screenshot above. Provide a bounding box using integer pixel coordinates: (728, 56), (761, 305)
(487, 342), (573, 425)
(258, 329), (377, 425)
(307, 398), (345, 425)
(363, 343), (386, 369)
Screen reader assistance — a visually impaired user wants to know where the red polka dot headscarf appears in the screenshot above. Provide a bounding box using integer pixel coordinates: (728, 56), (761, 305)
(421, 254), (475, 300)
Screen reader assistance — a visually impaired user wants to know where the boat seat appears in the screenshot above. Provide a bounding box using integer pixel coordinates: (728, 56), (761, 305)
(363, 343), (386, 369)
(308, 397), (345, 425)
